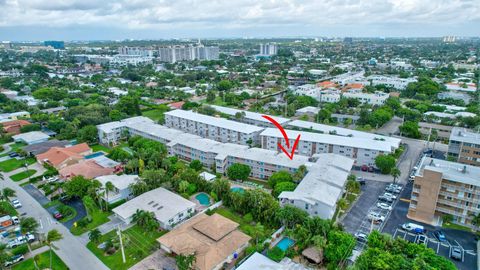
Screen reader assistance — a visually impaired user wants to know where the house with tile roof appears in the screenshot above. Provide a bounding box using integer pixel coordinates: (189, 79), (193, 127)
(35, 143), (92, 169)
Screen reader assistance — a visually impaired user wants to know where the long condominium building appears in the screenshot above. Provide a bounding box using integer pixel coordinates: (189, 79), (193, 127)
(448, 127), (480, 167)
(260, 128), (395, 168)
(408, 156), (480, 227)
(209, 105), (291, 127)
(164, 110), (264, 146)
(158, 45), (220, 63)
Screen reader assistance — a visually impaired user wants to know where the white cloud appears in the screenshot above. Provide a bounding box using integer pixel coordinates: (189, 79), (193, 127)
(0, 0), (478, 34)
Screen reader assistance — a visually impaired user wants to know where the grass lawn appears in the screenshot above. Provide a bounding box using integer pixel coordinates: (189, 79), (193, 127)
(70, 210), (111, 236)
(213, 207), (267, 237)
(443, 222), (472, 232)
(91, 144), (112, 154)
(142, 107), (169, 123)
(0, 201), (18, 216)
(0, 157), (36, 172)
(12, 250), (68, 270)
(9, 169), (37, 181)
(87, 225), (166, 270)
(9, 142), (27, 152)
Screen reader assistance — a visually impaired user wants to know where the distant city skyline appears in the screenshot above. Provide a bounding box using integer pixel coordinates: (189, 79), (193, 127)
(0, 0), (479, 41)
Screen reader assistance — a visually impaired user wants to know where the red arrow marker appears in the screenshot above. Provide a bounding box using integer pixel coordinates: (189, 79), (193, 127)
(262, 115), (301, 160)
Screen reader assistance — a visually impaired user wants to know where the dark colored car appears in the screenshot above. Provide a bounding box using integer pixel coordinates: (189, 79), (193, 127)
(53, 210), (63, 220)
(433, 230), (447, 242)
(8, 152), (19, 158)
(361, 165), (368, 172)
(368, 166), (375, 172)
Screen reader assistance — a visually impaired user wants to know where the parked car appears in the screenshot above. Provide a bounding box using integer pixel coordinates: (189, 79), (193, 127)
(361, 165), (368, 172)
(451, 246), (462, 260)
(378, 195), (393, 203)
(385, 186), (401, 194)
(376, 202), (392, 210)
(10, 199), (22, 208)
(8, 152), (19, 158)
(417, 234), (427, 244)
(433, 230), (447, 242)
(367, 212), (385, 222)
(356, 177), (366, 185)
(383, 192), (397, 200)
(52, 210), (63, 220)
(11, 216), (19, 224)
(354, 232), (368, 242)
(401, 223), (425, 234)
(368, 166), (375, 172)
(7, 238), (27, 249)
(25, 233), (35, 243)
(4, 255), (24, 267)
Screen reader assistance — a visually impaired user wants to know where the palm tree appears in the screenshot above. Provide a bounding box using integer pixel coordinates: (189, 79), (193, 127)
(88, 179), (103, 210)
(20, 217), (39, 270)
(132, 210), (158, 231)
(105, 181), (115, 211)
(2, 187), (16, 201)
(390, 167), (401, 184)
(89, 228), (102, 243)
(252, 223), (265, 245)
(47, 229), (63, 270)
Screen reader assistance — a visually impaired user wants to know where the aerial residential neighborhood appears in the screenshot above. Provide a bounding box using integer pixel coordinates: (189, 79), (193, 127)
(0, 2), (479, 270)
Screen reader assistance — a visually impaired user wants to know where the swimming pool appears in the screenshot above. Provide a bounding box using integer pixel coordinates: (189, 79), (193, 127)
(85, 152), (105, 159)
(275, 237), (295, 251)
(195, 193), (211, 206)
(231, 187), (245, 193)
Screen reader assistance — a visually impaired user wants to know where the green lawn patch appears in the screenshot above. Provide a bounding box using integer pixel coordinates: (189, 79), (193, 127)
(142, 106), (169, 123)
(91, 144), (112, 153)
(69, 196), (111, 235)
(12, 250), (68, 270)
(9, 169), (36, 181)
(0, 157), (36, 172)
(0, 201), (18, 216)
(443, 222), (472, 232)
(9, 142), (27, 152)
(87, 225), (166, 270)
(212, 207), (268, 237)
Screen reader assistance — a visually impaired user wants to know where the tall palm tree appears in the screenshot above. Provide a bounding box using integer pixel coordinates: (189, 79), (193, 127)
(105, 181), (115, 211)
(88, 228), (102, 243)
(390, 167), (401, 184)
(2, 188), (16, 201)
(132, 210), (158, 231)
(47, 229), (63, 270)
(20, 217), (39, 270)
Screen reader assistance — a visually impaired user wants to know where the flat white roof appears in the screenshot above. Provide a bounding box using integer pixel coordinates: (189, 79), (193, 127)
(236, 252), (281, 270)
(97, 116), (154, 133)
(96, 174), (139, 190)
(417, 157), (480, 186)
(112, 187), (195, 224)
(209, 105), (291, 125)
(287, 120), (401, 147)
(279, 154), (354, 207)
(449, 127), (480, 145)
(165, 109), (264, 134)
(12, 131), (49, 143)
(261, 128), (394, 152)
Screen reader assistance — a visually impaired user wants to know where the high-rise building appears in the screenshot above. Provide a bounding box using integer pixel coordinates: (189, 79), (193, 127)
(259, 43), (277, 55)
(44, 41), (65, 49)
(408, 157), (480, 227)
(117, 46), (153, 57)
(448, 127), (480, 167)
(157, 44), (219, 63)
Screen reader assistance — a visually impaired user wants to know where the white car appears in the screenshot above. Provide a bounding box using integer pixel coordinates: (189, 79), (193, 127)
(7, 238), (27, 249)
(11, 216), (19, 224)
(10, 199), (22, 209)
(354, 232), (368, 242)
(4, 255), (24, 267)
(377, 202), (392, 210)
(383, 192), (397, 200)
(367, 212), (385, 222)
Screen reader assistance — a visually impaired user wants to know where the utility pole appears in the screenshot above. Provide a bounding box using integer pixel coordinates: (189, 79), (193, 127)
(117, 225), (126, 264)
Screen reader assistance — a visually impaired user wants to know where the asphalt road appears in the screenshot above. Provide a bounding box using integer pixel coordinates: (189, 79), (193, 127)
(2, 171), (109, 270)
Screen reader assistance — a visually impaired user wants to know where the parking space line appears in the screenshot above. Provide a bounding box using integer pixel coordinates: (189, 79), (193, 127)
(399, 198), (410, 203)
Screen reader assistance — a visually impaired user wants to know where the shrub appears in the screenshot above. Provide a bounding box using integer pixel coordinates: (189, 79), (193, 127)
(267, 247), (285, 262)
(11, 244), (28, 256)
(243, 213), (253, 223)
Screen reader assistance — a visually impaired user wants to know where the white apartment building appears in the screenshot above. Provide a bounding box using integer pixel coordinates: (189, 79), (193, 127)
(366, 75), (417, 90)
(110, 55), (153, 66)
(294, 84), (320, 97)
(259, 43), (278, 55)
(117, 46), (154, 57)
(319, 89), (342, 103)
(97, 116), (155, 145)
(158, 44), (219, 63)
(209, 105), (291, 127)
(332, 71), (366, 86)
(260, 128), (394, 168)
(164, 110), (264, 145)
(343, 90), (389, 106)
(279, 154), (354, 219)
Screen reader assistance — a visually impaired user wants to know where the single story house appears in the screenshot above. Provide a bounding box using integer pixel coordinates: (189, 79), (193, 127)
(96, 174), (139, 204)
(36, 143), (92, 169)
(59, 160), (114, 179)
(157, 213), (251, 270)
(23, 140), (70, 156)
(12, 131), (50, 145)
(112, 187), (195, 229)
(199, 171), (216, 182)
(1, 120), (31, 135)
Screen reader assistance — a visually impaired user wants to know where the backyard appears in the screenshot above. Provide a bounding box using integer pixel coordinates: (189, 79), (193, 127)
(141, 106), (169, 123)
(12, 250), (68, 270)
(10, 169), (37, 182)
(91, 144), (112, 154)
(87, 225), (166, 270)
(0, 157), (36, 172)
(212, 207), (272, 237)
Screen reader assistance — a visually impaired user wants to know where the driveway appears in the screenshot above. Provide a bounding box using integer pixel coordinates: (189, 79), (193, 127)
(22, 184), (50, 206)
(61, 198), (87, 229)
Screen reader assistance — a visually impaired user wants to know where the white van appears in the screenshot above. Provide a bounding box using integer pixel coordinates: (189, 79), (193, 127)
(401, 223), (424, 233)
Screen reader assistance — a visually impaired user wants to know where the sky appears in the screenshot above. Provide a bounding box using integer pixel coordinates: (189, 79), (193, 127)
(0, 0), (479, 41)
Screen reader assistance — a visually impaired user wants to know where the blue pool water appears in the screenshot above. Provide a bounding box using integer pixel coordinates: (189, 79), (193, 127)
(85, 152), (105, 159)
(231, 187), (245, 193)
(195, 193), (211, 206)
(275, 237), (295, 251)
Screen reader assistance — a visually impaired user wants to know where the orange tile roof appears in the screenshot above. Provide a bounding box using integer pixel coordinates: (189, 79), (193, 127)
(1, 120), (31, 135)
(36, 143), (91, 168)
(317, 81), (337, 88)
(169, 101), (185, 109)
(59, 160), (114, 179)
